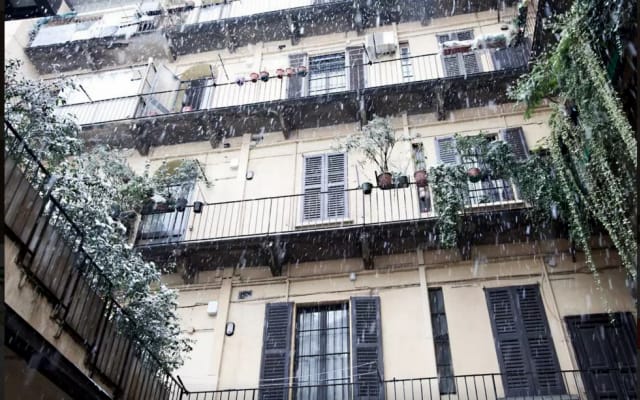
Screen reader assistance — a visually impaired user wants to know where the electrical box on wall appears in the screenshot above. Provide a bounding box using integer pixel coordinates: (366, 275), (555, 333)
(207, 301), (218, 316)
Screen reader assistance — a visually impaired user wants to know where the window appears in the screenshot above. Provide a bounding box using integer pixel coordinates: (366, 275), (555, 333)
(399, 42), (413, 82)
(459, 134), (515, 205)
(293, 304), (350, 400)
(259, 297), (383, 400)
(485, 285), (564, 397)
(302, 153), (347, 222)
(137, 182), (193, 242)
(429, 288), (455, 394)
(435, 130), (529, 206)
(308, 53), (346, 96)
(181, 78), (213, 111)
(437, 30), (474, 43)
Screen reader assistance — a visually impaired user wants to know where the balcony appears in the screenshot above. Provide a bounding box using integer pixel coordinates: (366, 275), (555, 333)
(4, 121), (186, 399)
(25, 4), (171, 74)
(59, 44), (531, 155)
(179, 370), (634, 399)
(135, 179), (536, 277)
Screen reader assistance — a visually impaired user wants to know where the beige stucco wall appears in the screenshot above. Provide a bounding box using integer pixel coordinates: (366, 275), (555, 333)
(166, 242), (635, 394)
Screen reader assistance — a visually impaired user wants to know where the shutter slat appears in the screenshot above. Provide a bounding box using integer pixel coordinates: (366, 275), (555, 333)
(436, 137), (458, 165)
(500, 127), (529, 160)
(443, 55), (460, 77)
(351, 296), (383, 400)
(303, 156), (323, 221)
(462, 53), (481, 74)
(259, 302), (294, 400)
(486, 286), (564, 397)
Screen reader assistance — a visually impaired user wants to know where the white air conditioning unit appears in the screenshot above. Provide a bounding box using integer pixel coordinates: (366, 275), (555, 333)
(365, 31), (398, 59)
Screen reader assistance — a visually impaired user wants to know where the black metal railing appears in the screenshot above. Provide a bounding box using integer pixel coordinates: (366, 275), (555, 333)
(136, 177), (525, 245)
(4, 120), (186, 400)
(180, 369), (627, 400)
(57, 43), (529, 126)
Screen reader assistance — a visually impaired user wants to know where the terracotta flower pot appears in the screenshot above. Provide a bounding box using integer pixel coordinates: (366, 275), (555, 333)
(414, 170), (428, 187)
(377, 172), (394, 189)
(467, 167), (482, 183)
(286, 67), (295, 77)
(276, 68), (285, 79)
(249, 72), (259, 82)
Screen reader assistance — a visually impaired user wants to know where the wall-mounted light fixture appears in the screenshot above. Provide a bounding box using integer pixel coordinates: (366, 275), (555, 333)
(225, 322), (235, 336)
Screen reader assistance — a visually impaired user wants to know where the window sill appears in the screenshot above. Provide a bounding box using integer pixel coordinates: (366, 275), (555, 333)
(296, 219), (354, 230)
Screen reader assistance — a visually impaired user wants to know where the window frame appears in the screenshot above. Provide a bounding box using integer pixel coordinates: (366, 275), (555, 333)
(292, 303), (351, 400)
(137, 181), (195, 243)
(308, 53), (348, 96)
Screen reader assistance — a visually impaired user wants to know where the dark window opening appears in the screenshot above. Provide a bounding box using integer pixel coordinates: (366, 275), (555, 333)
(429, 288), (456, 394)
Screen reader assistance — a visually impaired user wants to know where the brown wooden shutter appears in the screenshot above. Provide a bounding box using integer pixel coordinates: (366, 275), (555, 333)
(500, 127), (529, 160)
(347, 46), (365, 91)
(287, 53), (307, 99)
(351, 296), (384, 400)
(485, 285), (564, 397)
(259, 302), (294, 400)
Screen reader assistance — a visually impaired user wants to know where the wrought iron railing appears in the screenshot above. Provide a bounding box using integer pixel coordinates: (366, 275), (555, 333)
(3, 120), (186, 399)
(57, 44), (529, 126)
(136, 177), (525, 245)
(180, 369), (634, 399)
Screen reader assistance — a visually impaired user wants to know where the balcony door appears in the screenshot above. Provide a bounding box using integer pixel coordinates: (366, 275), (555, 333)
(308, 53), (347, 96)
(302, 153), (347, 223)
(566, 313), (637, 399)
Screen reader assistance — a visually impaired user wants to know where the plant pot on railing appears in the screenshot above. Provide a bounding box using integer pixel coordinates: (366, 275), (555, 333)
(414, 170), (428, 187)
(467, 167), (482, 183)
(361, 182), (373, 194)
(249, 72), (260, 83)
(193, 201), (204, 213)
(176, 197), (188, 212)
(395, 175), (410, 188)
(377, 172), (394, 189)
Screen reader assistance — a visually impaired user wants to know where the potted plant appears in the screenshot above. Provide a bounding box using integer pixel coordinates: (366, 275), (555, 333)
(413, 147), (428, 187)
(361, 182), (373, 194)
(249, 72), (260, 82)
(276, 68), (285, 79)
(395, 174), (410, 188)
(297, 65), (307, 77)
(336, 115), (409, 190)
(286, 67), (295, 77)
(260, 71), (270, 82)
(467, 167), (482, 182)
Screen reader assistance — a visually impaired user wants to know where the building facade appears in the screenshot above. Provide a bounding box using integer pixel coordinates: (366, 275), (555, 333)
(4, 0), (637, 399)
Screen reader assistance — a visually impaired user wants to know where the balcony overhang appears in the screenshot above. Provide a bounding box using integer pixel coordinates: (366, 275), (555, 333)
(137, 207), (568, 278)
(78, 64), (527, 154)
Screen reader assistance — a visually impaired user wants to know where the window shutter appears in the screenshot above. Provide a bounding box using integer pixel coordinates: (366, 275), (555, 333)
(435, 137), (459, 165)
(443, 55), (460, 77)
(351, 296), (384, 400)
(491, 46), (527, 70)
(303, 155), (323, 220)
(326, 153), (346, 218)
(486, 286), (564, 397)
(516, 286), (564, 395)
(347, 47), (365, 91)
(462, 53), (481, 74)
(486, 288), (533, 396)
(259, 302), (294, 400)
(500, 127), (529, 160)
(288, 53), (307, 99)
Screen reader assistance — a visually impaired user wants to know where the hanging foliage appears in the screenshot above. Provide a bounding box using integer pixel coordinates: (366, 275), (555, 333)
(507, 0), (637, 285)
